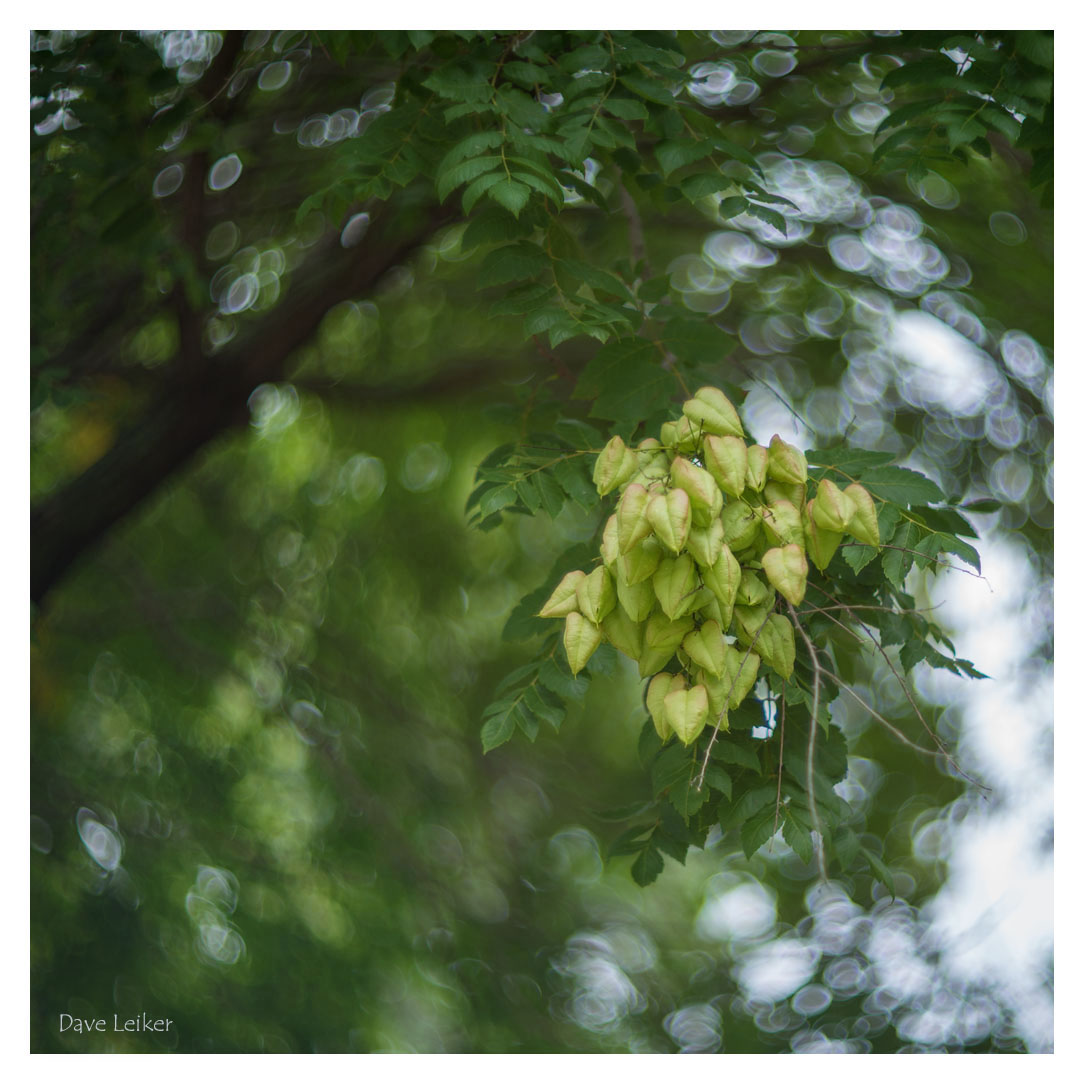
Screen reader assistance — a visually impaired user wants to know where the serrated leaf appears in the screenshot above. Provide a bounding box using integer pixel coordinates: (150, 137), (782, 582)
(740, 804), (780, 859)
(859, 465), (943, 507)
(477, 242), (549, 288)
(630, 845), (664, 886)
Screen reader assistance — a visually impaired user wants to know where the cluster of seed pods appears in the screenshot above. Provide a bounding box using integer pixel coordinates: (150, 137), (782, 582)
(539, 387), (881, 746)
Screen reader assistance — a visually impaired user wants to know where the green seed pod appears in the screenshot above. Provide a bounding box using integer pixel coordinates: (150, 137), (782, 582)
(633, 436), (671, 483)
(617, 482), (653, 553)
(639, 612), (695, 677)
(600, 515), (620, 570)
(592, 435), (638, 496)
(733, 598), (774, 646)
(736, 569), (771, 607)
(647, 487), (692, 554)
(652, 553), (698, 620)
(646, 671), (684, 741)
(752, 613), (796, 680)
(687, 517), (725, 569)
(616, 575), (656, 623)
(720, 501), (760, 551)
(844, 482), (880, 546)
(682, 386), (744, 438)
(745, 444), (769, 492)
(703, 434), (748, 499)
(670, 456), (720, 513)
(761, 543), (808, 606)
(812, 477), (857, 533)
(618, 536), (663, 586)
(700, 675), (732, 726)
(601, 605), (643, 661)
(804, 499), (843, 571)
(682, 619), (727, 678)
(720, 644), (759, 709)
(539, 570), (586, 618)
(575, 565), (616, 624)
(763, 480), (806, 509)
(700, 545), (741, 628)
(767, 434), (808, 486)
(564, 612), (602, 675)
(664, 684), (710, 745)
(759, 499), (804, 548)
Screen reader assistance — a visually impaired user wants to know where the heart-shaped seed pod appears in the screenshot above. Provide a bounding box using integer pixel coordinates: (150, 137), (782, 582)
(763, 480), (806, 510)
(639, 613), (695, 676)
(670, 456), (720, 514)
(646, 671), (685, 741)
(616, 576), (656, 623)
(700, 675), (732, 726)
(804, 500), (843, 571)
(752, 613), (796, 680)
(618, 536), (663, 585)
(682, 619), (727, 678)
(664, 683), (710, 745)
(617, 483), (653, 553)
(632, 437), (670, 486)
(646, 487), (691, 553)
(720, 500), (760, 551)
(767, 434), (808, 486)
(720, 644), (759, 709)
(736, 568), (771, 607)
(575, 565), (615, 624)
(843, 482), (880, 546)
(600, 514), (620, 570)
(745, 444), (769, 492)
(592, 435), (638, 496)
(682, 386), (745, 438)
(812, 478), (857, 533)
(687, 517), (725, 569)
(703, 434), (748, 499)
(691, 485), (723, 529)
(601, 605), (643, 661)
(733, 598), (774, 646)
(759, 499), (804, 548)
(539, 570), (586, 618)
(700, 545), (741, 627)
(564, 611), (602, 675)
(652, 553), (698, 619)
(762, 543), (808, 606)
(696, 593), (724, 628)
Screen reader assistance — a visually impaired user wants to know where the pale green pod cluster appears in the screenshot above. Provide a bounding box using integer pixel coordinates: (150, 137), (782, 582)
(538, 387), (882, 747)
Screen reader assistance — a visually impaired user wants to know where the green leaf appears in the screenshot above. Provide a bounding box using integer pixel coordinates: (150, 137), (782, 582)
(859, 465), (944, 507)
(740, 803), (779, 859)
(488, 178), (531, 217)
(481, 704), (517, 752)
(574, 338), (678, 434)
(711, 741), (761, 774)
(782, 812), (814, 864)
(477, 242), (549, 288)
(630, 844), (664, 886)
(655, 138), (712, 177)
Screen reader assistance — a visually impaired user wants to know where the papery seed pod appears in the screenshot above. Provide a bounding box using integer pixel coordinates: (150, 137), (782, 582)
(618, 537), (663, 585)
(564, 612), (602, 675)
(640, 611), (695, 674)
(646, 487), (691, 554)
(761, 544), (808, 606)
(664, 683), (710, 745)
(759, 499), (804, 548)
(697, 593), (724, 627)
(673, 414), (701, 453)
(687, 517), (725, 569)
(767, 434), (808, 486)
(671, 456), (721, 513)
(646, 671), (684, 741)
(736, 568), (771, 607)
(682, 619), (727, 678)
(745, 444), (769, 492)
(601, 605), (643, 661)
(702, 434), (748, 499)
(592, 435), (638, 496)
(652, 553), (698, 620)
(812, 477), (857, 533)
(701, 674), (733, 725)
(804, 499), (843, 571)
(844, 483), (880, 546)
(617, 483), (653, 553)
(720, 644), (759, 709)
(763, 480), (806, 509)
(692, 484), (723, 530)
(539, 570), (586, 618)
(720, 501), (760, 551)
(575, 565), (615, 624)
(752, 613), (796, 680)
(701, 545), (741, 628)
(616, 576), (656, 623)
(733, 599), (773, 646)
(600, 515), (620, 570)
(683, 386), (744, 438)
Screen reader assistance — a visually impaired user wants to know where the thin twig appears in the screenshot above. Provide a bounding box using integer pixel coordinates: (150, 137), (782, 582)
(696, 607), (772, 791)
(785, 599), (828, 880)
(841, 542), (993, 588)
(771, 678), (787, 843)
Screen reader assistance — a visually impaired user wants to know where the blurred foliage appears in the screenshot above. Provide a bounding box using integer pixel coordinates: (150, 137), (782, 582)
(31, 30), (1051, 1053)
